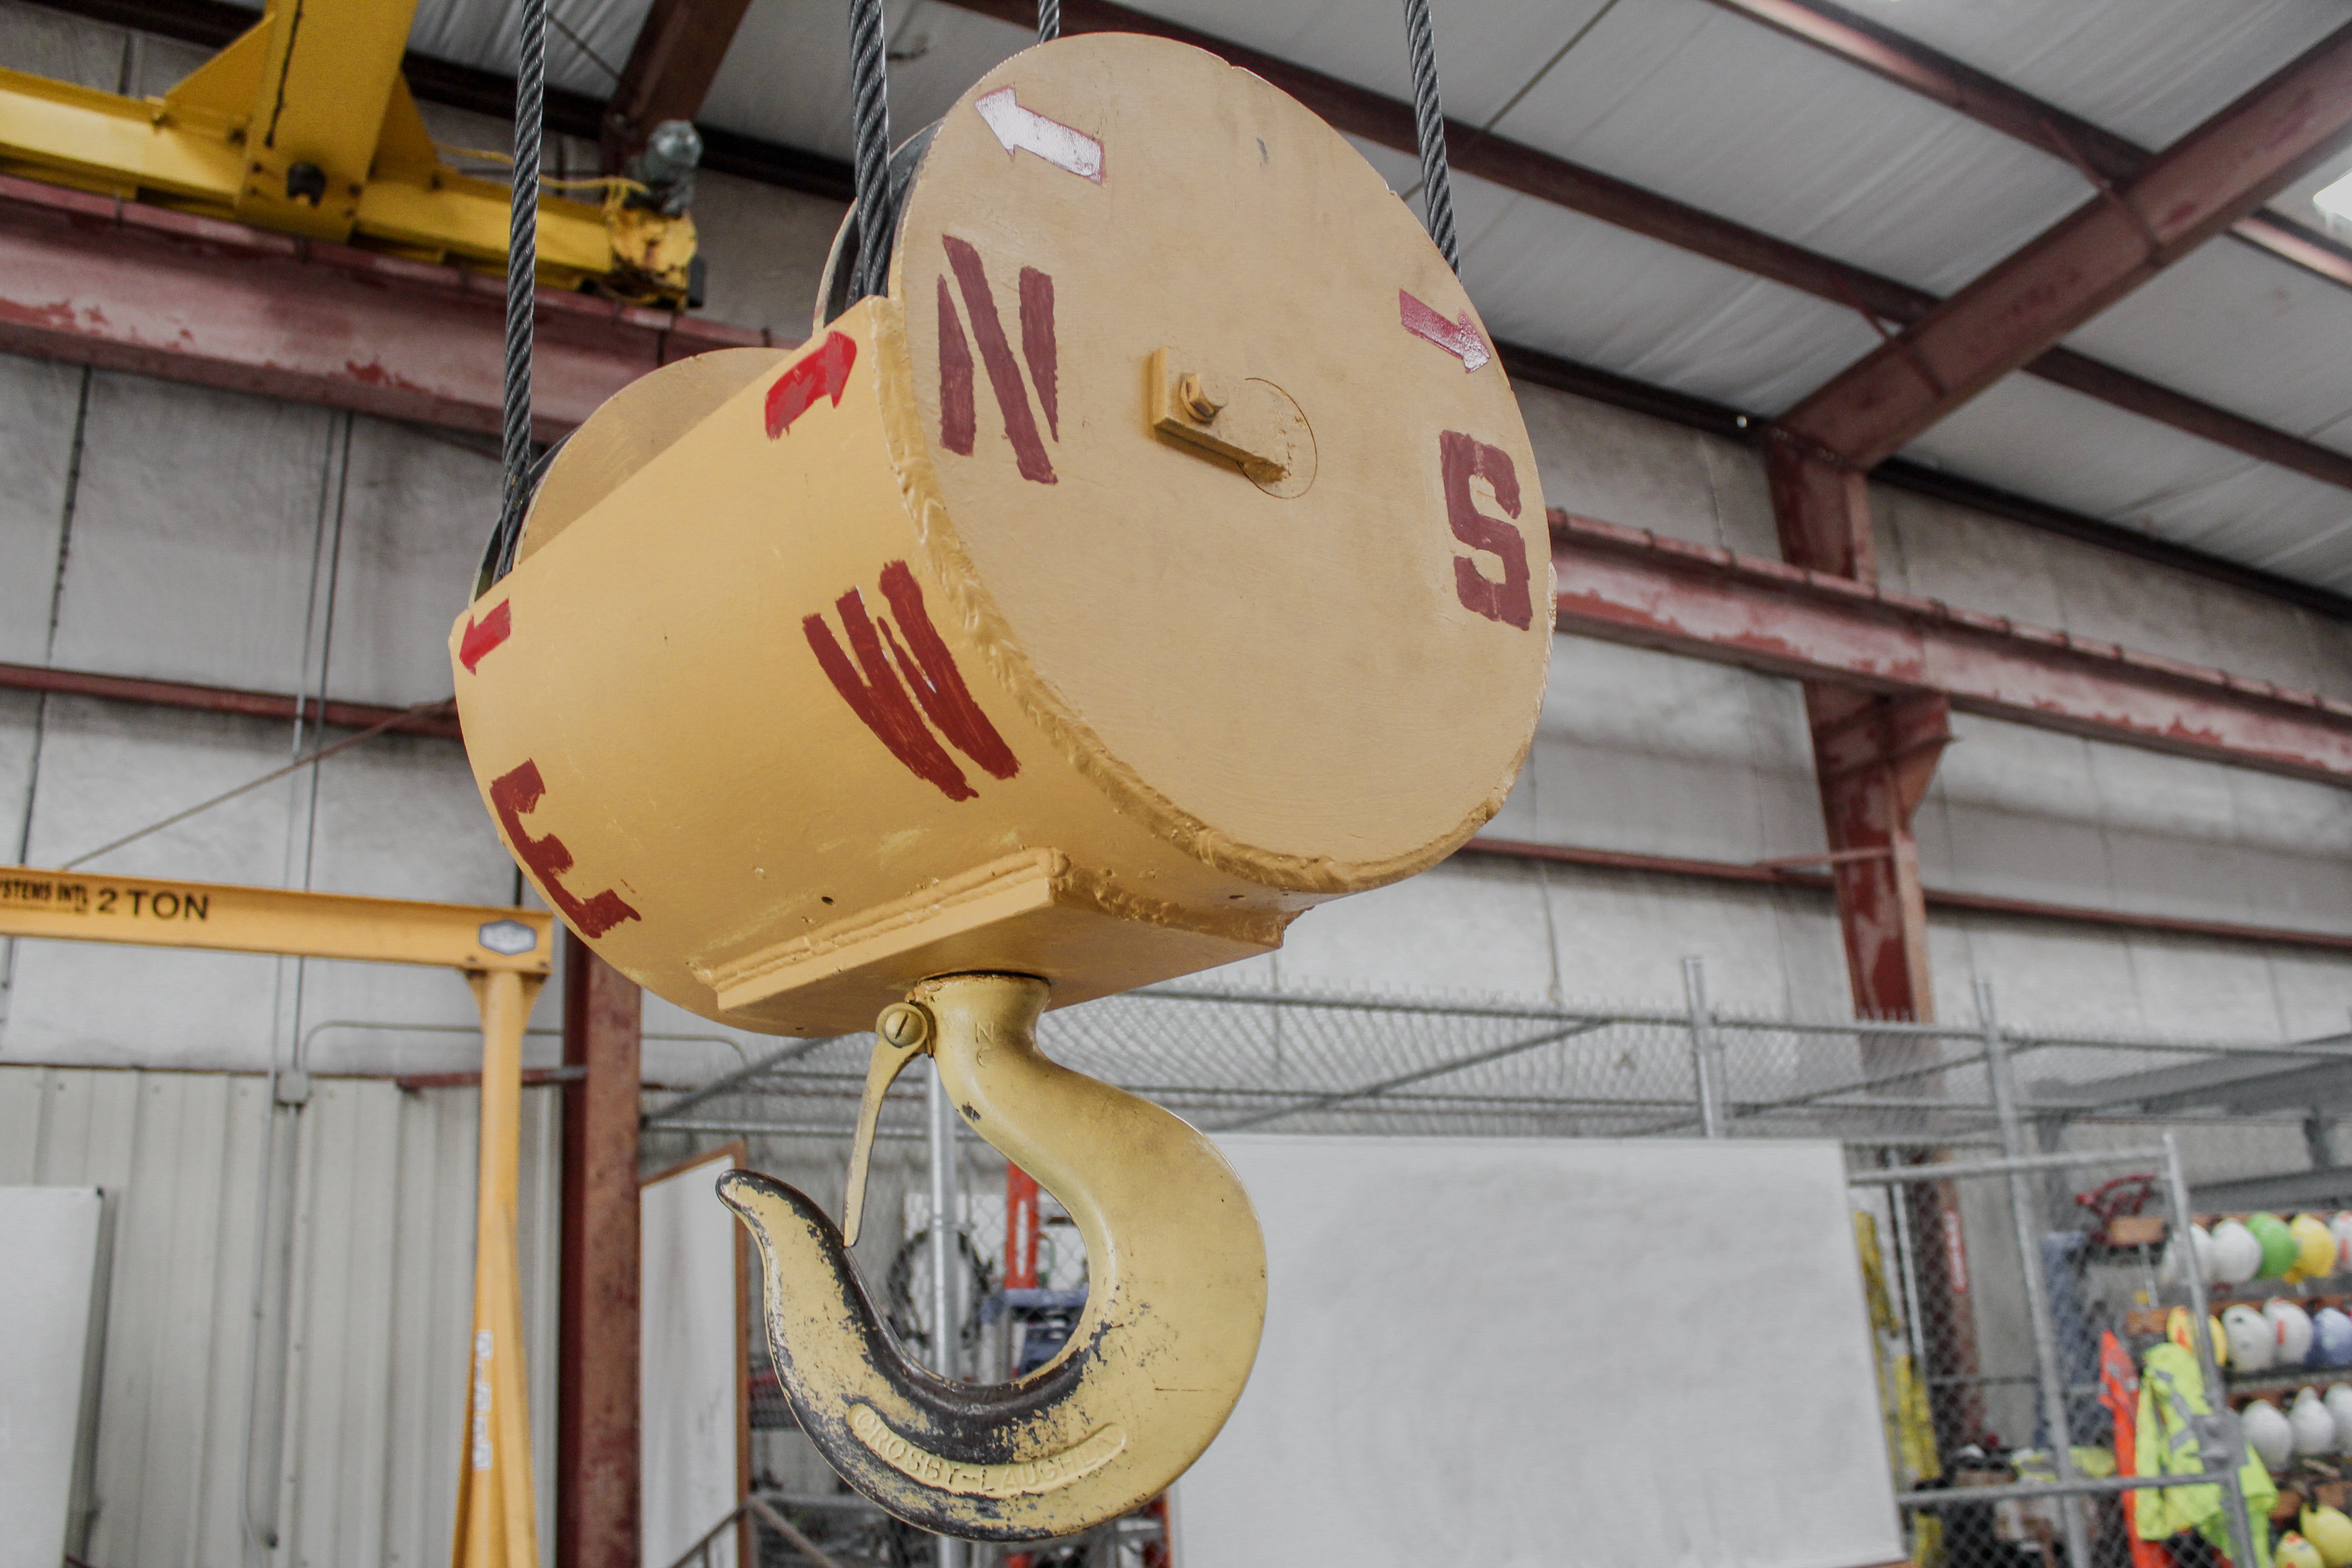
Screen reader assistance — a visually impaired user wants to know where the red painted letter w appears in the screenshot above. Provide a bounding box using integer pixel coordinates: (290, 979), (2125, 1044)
(804, 561), (1019, 802)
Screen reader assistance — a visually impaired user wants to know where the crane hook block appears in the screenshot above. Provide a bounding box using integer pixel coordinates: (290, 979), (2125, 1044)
(719, 974), (1265, 1539)
(449, 32), (1551, 1035)
(450, 30), (1551, 1541)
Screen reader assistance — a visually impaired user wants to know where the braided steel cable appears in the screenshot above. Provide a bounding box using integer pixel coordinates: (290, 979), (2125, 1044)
(847, 0), (893, 301)
(1038, 0), (1059, 42)
(1400, 0), (1460, 272)
(494, 0), (549, 579)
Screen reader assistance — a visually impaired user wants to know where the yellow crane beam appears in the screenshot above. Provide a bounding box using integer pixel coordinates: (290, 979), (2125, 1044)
(0, 0), (690, 298)
(0, 865), (554, 969)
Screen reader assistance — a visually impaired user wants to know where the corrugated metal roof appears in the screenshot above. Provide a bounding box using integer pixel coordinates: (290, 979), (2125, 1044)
(360, 0), (2352, 593)
(197, 0), (2352, 599)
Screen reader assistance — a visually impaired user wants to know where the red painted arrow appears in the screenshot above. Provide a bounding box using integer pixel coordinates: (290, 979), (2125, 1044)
(766, 330), (859, 437)
(460, 600), (512, 672)
(1400, 289), (1491, 372)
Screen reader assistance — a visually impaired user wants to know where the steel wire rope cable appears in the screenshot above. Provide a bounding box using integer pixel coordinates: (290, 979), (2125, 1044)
(847, 0), (894, 302)
(486, 0), (551, 584)
(1400, 0), (1459, 271)
(1037, 0), (1058, 43)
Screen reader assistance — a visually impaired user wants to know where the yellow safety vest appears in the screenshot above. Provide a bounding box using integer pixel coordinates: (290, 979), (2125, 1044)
(2134, 1342), (2275, 1567)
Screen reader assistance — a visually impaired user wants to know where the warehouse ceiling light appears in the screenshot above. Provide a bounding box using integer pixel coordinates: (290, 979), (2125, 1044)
(2317, 170), (2352, 225)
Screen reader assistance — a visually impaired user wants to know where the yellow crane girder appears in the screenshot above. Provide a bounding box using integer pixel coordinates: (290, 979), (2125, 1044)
(0, 0), (691, 299)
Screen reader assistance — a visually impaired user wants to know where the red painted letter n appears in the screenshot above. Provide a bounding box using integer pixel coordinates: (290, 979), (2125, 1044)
(937, 235), (1058, 484)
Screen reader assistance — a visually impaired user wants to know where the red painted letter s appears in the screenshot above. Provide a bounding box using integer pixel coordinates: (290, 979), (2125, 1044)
(1439, 430), (1533, 630)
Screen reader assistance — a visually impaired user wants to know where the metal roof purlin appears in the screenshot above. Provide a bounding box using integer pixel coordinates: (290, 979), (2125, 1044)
(1701, 0), (2352, 295)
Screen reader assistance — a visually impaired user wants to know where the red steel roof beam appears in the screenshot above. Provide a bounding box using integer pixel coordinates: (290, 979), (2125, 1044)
(1550, 511), (2352, 789)
(599, 0), (759, 170)
(1779, 20), (2352, 469)
(0, 175), (774, 440)
(0, 660), (462, 739)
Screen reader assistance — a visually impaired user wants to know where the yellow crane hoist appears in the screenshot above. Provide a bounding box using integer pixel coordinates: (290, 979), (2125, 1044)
(0, 0), (694, 300)
(456, 28), (1548, 1547)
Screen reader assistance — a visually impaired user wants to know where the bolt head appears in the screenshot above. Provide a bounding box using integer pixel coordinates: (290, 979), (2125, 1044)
(1179, 372), (1223, 421)
(877, 1001), (932, 1049)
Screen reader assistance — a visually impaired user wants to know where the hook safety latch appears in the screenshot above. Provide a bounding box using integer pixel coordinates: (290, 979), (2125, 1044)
(843, 999), (934, 1246)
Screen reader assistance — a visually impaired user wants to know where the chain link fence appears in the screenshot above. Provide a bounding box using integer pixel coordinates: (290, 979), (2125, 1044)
(642, 970), (2352, 1568)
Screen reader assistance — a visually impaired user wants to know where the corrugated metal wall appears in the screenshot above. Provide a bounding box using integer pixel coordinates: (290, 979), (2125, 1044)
(0, 1066), (560, 1568)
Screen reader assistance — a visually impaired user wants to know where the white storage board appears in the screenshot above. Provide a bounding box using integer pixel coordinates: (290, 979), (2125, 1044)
(1174, 1136), (1899, 1568)
(641, 1148), (745, 1568)
(0, 1187), (104, 1568)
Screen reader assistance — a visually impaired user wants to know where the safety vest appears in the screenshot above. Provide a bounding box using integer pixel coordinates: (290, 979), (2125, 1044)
(2134, 1342), (2276, 1567)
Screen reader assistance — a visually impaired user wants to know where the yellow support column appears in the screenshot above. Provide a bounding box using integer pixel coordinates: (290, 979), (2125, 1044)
(454, 966), (549, 1568)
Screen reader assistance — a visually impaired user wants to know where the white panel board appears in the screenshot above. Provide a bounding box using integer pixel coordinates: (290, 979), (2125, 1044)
(0, 1186), (103, 1568)
(642, 1148), (744, 1568)
(1175, 1136), (1898, 1568)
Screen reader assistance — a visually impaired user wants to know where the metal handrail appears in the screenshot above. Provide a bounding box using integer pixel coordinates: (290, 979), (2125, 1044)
(1847, 1147), (2166, 1185)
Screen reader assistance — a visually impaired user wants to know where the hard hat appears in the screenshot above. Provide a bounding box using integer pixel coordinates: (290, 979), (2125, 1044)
(2245, 1399), (2294, 1469)
(2329, 1385), (2352, 1451)
(2284, 1533), (2328, 1568)
(2194, 1221), (2222, 1283)
(2270, 1298), (2317, 1365)
(2295, 1214), (2339, 1279)
(2334, 1212), (2352, 1274)
(2169, 1304), (2229, 1364)
(2213, 1218), (2266, 1284)
(2293, 1386), (2339, 1455)
(2315, 1308), (2352, 1368)
(2226, 1303), (2277, 1372)
(2303, 1507), (2352, 1568)
(2252, 1212), (2300, 1278)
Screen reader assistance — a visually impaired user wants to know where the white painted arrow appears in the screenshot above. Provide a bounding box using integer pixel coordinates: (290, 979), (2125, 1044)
(1399, 289), (1491, 372)
(975, 87), (1104, 183)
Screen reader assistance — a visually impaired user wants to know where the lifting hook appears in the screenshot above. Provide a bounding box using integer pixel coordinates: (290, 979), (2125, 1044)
(717, 973), (1267, 1541)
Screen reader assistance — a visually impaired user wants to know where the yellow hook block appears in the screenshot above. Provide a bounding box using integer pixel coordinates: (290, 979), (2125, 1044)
(720, 975), (1266, 1540)
(452, 29), (1551, 1543)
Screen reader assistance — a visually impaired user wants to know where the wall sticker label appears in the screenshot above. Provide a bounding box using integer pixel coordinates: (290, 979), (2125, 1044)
(1401, 290), (1490, 372)
(460, 600), (512, 672)
(1439, 431), (1533, 629)
(938, 236), (1059, 484)
(487, 760), (642, 937)
(767, 330), (859, 437)
(974, 87), (1104, 182)
(804, 560), (1019, 802)
(0, 872), (208, 921)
